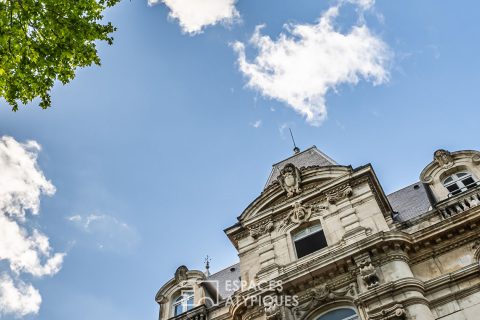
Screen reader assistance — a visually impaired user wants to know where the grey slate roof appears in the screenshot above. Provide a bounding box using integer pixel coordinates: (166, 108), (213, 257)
(387, 182), (433, 222)
(265, 146), (338, 188)
(207, 263), (240, 299)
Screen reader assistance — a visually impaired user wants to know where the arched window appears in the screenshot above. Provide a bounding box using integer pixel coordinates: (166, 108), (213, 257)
(293, 222), (327, 259)
(316, 308), (358, 320)
(172, 291), (194, 316)
(443, 172), (479, 197)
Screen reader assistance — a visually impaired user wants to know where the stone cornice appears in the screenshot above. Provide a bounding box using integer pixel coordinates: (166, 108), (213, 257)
(357, 277), (427, 303)
(424, 263), (480, 294)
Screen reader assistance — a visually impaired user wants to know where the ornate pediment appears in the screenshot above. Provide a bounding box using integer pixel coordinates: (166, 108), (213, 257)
(237, 166), (353, 223)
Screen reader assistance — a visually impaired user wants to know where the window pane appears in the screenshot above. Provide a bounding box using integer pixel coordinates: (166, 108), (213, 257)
(317, 308), (356, 320)
(444, 177), (453, 184)
(295, 230), (328, 258)
(457, 172), (468, 177)
(174, 304), (183, 316)
(293, 224), (322, 241)
(462, 177), (475, 188)
(447, 184), (460, 193)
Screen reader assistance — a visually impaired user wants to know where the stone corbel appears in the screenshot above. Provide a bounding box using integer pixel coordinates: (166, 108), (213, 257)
(355, 253), (380, 289)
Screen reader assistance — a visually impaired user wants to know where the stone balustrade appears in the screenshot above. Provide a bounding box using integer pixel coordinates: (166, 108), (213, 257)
(437, 186), (480, 218)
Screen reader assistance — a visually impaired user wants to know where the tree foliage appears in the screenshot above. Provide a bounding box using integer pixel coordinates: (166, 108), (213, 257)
(0, 0), (120, 110)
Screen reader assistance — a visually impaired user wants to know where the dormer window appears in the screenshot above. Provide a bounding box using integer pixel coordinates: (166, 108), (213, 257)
(172, 291), (194, 316)
(293, 223), (328, 259)
(443, 172), (479, 197)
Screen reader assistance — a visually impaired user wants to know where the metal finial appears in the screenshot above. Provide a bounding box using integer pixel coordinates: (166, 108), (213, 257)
(289, 128), (300, 154)
(204, 255), (211, 277)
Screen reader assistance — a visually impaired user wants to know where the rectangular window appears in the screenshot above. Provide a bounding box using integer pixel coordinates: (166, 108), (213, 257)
(294, 228), (328, 259)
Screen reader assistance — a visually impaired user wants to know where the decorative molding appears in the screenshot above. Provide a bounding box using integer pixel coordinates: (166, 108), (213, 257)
(278, 163), (302, 198)
(292, 283), (355, 320)
(434, 149), (454, 169)
(368, 303), (406, 320)
(326, 184), (353, 204)
(473, 240), (480, 261)
(265, 300), (294, 320)
(355, 253), (379, 289)
(248, 220), (274, 239)
(279, 201), (327, 230)
(155, 294), (167, 305)
(473, 154), (480, 165)
(174, 265), (188, 284)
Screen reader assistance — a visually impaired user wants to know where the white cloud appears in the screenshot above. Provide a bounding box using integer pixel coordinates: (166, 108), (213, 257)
(251, 120), (262, 128)
(0, 137), (55, 219)
(0, 136), (64, 317)
(149, 0), (239, 34)
(233, 1), (390, 126)
(0, 274), (41, 317)
(67, 214), (139, 253)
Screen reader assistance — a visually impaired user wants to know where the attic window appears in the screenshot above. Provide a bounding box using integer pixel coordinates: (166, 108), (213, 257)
(172, 291), (194, 316)
(443, 172), (479, 197)
(293, 223), (328, 259)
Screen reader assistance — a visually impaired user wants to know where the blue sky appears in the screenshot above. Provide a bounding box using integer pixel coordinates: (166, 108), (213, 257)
(0, 0), (480, 319)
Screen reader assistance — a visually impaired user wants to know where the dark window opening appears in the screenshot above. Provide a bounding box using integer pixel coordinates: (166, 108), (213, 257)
(293, 224), (328, 259)
(443, 172), (479, 197)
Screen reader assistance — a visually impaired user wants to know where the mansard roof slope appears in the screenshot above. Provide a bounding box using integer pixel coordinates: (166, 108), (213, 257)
(265, 146), (337, 187)
(387, 182), (433, 222)
(207, 263), (240, 299)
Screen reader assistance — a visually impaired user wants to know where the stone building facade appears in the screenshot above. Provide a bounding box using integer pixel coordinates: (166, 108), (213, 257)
(155, 147), (480, 320)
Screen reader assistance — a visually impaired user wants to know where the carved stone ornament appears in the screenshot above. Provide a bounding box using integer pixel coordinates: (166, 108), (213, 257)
(326, 185), (353, 204)
(293, 284), (355, 320)
(265, 302), (280, 320)
(473, 154), (480, 165)
(368, 303), (406, 320)
(248, 220), (274, 239)
(155, 293), (167, 305)
(434, 149), (454, 169)
(359, 262), (380, 289)
(280, 202), (327, 229)
(278, 163), (302, 198)
(175, 265), (188, 283)
(355, 253), (379, 289)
